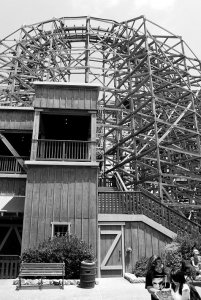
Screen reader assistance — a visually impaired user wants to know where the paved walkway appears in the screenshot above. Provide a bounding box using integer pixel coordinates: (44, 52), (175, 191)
(1, 278), (201, 300)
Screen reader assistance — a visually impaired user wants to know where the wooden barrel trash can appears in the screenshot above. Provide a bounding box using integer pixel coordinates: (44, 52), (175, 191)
(80, 260), (96, 288)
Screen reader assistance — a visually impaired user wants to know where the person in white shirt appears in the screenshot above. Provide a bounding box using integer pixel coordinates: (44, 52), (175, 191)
(170, 270), (190, 300)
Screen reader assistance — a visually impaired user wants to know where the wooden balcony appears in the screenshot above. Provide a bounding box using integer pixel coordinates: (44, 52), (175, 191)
(0, 156), (27, 174)
(98, 190), (201, 235)
(35, 139), (95, 161)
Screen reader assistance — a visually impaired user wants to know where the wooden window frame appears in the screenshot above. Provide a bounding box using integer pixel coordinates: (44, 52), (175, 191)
(51, 222), (71, 237)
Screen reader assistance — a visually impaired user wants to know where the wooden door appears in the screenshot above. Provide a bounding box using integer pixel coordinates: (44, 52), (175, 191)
(99, 223), (125, 277)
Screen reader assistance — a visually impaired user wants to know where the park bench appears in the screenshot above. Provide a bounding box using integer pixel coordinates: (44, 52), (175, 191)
(17, 262), (65, 290)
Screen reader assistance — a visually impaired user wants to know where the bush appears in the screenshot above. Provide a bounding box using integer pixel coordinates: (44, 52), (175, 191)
(21, 234), (95, 279)
(161, 231), (201, 267)
(161, 242), (183, 270)
(133, 232), (201, 279)
(133, 256), (149, 277)
(173, 231), (201, 260)
(161, 232), (201, 279)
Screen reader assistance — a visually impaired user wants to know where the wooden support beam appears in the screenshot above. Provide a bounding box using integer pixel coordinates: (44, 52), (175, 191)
(104, 97), (152, 138)
(105, 145), (157, 174)
(160, 145), (201, 159)
(116, 75), (150, 108)
(85, 17), (90, 83)
(167, 204), (201, 210)
(158, 102), (192, 144)
(0, 227), (12, 251)
(91, 112), (97, 162)
(30, 110), (40, 160)
(105, 120), (154, 155)
(0, 133), (25, 170)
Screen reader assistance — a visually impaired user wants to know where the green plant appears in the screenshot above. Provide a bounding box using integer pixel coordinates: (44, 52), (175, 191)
(173, 231), (201, 260)
(162, 242), (183, 270)
(161, 231), (201, 279)
(133, 256), (149, 277)
(21, 234), (95, 279)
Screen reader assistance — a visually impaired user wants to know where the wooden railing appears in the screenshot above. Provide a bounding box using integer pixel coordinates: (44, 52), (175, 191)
(0, 255), (20, 279)
(0, 156), (27, 174)
(36, 139), (93, 161)
(98, 190), (201, 234)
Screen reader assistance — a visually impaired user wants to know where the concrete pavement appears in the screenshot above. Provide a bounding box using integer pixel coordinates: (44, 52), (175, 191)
(0, 278), (149, 300)
(1, 278), (201, 300)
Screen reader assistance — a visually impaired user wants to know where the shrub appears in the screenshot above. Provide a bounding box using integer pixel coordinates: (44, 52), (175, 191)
(133, 231), (201, 279)
(161, 242), (183, 270)
(133, 256), (149, 277)
(161, 231), (201, 267)
(173, 231), (201, 260)
(21, 234), (95, 279)
(161, 232), (201, 279)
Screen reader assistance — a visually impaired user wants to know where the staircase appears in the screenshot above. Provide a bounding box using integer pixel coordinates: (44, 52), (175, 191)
(98, 174), (201, 235)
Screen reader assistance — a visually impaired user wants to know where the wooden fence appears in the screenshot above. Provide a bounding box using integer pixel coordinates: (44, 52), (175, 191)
(0, 255), (20, 279)
(98, 190), (201, 235)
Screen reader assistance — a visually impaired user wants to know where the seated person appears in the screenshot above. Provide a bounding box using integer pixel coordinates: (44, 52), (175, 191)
(181, 259), (197, 281)
(145, 255), (170, 300)
(170, 270), (190, 300)
(191, 249), (201, 275)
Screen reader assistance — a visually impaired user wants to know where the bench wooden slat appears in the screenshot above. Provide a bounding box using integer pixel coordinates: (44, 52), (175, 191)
(20, 269), (63, 270)
(21, 263), (63, 267)
(21, 268), (62, 272)
(20, 272), (63, 277)
(20, 270), (63, 272)
(20, 274), (63, 276)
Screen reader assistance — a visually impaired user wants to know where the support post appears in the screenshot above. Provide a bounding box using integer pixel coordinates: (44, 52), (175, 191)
(31, 110), (40, 160)
(90, 112), (97, 162)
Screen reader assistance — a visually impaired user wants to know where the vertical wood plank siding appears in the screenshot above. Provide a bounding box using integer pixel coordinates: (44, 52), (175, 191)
(22, 166), (98, 254)
(124, 222), (171, 273)
(34, 86), (98, 110)
(0, 110), (33, 130)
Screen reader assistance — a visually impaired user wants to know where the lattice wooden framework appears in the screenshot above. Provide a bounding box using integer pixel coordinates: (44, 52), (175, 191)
(1, 16), (201, 219)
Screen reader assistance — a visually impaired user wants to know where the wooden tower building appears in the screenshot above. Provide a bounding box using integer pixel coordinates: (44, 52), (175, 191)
(22, 82), (100, 252)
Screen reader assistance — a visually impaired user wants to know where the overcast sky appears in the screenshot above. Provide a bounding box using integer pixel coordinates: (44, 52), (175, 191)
(1, 0), (201, 59)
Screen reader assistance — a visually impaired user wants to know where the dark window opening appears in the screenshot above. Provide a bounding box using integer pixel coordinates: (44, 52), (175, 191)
(40, 114), (91, 141)
(51, 222), (71, 237)
(0, 133), (32, 157)
(54, 225), (68, 236)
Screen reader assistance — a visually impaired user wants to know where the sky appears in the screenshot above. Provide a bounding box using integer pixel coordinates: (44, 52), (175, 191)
(1, 0), (201, 59)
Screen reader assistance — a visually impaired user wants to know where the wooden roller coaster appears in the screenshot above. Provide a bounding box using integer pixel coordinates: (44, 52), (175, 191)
(1, 16), (201, 223)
